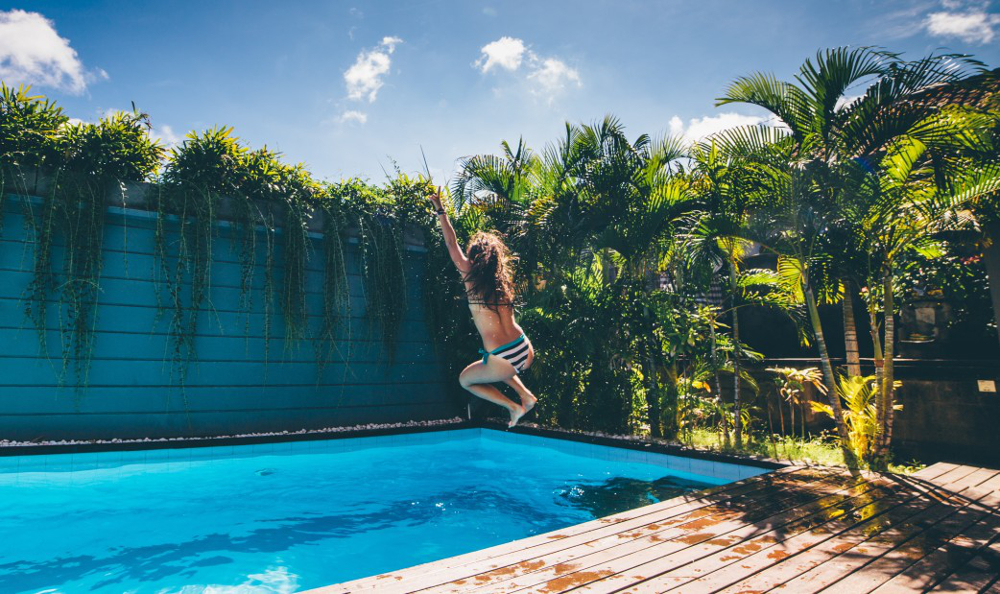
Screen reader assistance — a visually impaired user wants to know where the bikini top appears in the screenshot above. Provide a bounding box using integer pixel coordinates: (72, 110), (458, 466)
(465, 292), (515, 309)
(467, 299), (514, 309)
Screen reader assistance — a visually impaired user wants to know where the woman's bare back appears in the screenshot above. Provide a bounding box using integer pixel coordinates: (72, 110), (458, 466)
(465, 284), (525, 351)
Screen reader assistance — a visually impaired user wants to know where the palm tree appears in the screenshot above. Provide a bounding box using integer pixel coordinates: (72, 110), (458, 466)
(684, 140), (768, 447)
(848, 117), (1000, 460)
(717, 47), (987, 468)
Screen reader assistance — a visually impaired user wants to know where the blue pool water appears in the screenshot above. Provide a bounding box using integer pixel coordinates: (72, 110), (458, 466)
(0, 429), (765, 593)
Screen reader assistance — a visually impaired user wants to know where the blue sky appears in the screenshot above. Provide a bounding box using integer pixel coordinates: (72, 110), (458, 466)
(2, 1), (999, 183)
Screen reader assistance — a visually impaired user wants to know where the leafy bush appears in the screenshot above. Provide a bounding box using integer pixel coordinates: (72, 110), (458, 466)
(0, 83), (66, 179)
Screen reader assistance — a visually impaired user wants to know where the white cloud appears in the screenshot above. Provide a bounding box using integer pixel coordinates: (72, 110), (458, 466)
(835, 94), (864, 111)
(0, 9), (104, 94)
(669, 112), (768, 142)
(338, 110), (367, 124)
(925, 9), (1000, 43)
(475, 37), (526, 73)
(344, 36), (402, 102)
(526, 58), (581, 97)
(152, 124), (181, 148)
(475, 37), (581, 103)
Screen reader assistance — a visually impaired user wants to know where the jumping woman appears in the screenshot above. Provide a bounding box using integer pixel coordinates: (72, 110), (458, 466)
(428, 187), (537, 427)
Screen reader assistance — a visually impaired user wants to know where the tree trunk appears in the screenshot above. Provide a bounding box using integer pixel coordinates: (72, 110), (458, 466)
(777, 391), (785, 436)
(868, 288), (885, 434)
(729, 258), (743, 447)
(666, 363), (681, 439)
(842, 279), (862, 377)
(876, 272), (896, 465)
(709, 322), (730, 446)
(804, 283), (860, 470)
(983, 224), (1000, 348)
(644, 307), (661, 438)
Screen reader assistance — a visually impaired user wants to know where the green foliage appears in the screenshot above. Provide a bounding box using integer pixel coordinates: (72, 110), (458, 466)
(315, 188), (352, 370)
(0, 83), (67, 181)
(333, 177), (414, 359)
(19, 109), (162, 386)
(897, 248), (996, 340)
(276, 164), (319, 349)
(811, 374), (900, 466)
(767, 366), (826, 440)
(156, 127), (244, 381)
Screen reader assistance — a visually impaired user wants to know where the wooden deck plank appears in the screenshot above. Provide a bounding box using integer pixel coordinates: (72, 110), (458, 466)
(867, 486), (1000, 593)
(870, 514), (1000, 593)
(711, 484), (954, 594)
(315, 466), (824, 594)
(931, 465), (985, 489)
(402, 470), (858, 594)
(805, 475), (1000, 593)
(914, 462), (960, 481)
(448, 474), (889, 594)
(946, 468), (1000, 492)
(572, 479), (907, 594)
(768, 473), (1000, 594)
(308, 463), (1000, 594)
(929, 534), (1000, 592)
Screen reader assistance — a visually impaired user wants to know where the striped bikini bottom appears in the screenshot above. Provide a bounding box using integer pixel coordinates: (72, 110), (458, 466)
(479, 334), (532, 374)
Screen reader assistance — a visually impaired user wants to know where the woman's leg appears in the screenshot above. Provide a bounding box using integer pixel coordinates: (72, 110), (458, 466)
(459, 358), (524, 427)
(501, 344), (537, 411)
(502, 375), (537, 412)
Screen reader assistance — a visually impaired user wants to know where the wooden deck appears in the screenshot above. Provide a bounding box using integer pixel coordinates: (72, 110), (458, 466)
(308, 462), (1000, 593)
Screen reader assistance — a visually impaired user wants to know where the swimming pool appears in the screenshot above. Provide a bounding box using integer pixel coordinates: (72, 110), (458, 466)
(0, 428), (768, 593)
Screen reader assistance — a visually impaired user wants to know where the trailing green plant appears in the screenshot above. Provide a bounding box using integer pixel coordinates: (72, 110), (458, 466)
(277, 164), (318, 350)
(20, 109), (161, 387)
(233, 147), (322, 364)
(232, 147), (279, 340)
(314, 185), (352, 371)
(157, 126), (244, 382)
(343, 175), (426, 360)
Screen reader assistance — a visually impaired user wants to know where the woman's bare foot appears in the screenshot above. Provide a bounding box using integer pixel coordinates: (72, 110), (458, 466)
(522, 392), (537, 414)
(507, 404), (526, 428)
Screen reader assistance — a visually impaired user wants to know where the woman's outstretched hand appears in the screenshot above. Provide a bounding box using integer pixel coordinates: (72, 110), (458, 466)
(428, 186), (444, 212)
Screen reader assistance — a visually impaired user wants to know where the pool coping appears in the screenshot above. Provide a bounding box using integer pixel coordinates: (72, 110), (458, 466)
(494, 421), (786, 471)
(0, 418), (476, 457)
(0, 418), (789, 472)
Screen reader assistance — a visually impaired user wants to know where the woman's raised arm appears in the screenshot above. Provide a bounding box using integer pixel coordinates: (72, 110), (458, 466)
(429, 187), (469, 273)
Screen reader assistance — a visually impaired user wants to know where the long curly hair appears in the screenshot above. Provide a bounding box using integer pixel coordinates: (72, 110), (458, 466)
(464, 231), (516, 311)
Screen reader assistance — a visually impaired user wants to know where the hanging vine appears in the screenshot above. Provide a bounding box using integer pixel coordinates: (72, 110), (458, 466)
(278, 165), (316, 351)
(356, 209), (406, 359)
(158, 126), (243, 383)
(23, 110), (161, 387)
(315, 186), (351, 372)
(4, 86), (427, 396)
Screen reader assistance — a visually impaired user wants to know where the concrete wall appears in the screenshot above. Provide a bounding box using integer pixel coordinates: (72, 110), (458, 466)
(0, 194), (455, 442)
(745, 358), (1000, 465)
(890, 360), (1000, 465)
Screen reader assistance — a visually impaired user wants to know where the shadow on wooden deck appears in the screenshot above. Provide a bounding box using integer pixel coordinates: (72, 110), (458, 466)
(308, 462), (1000, 594)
